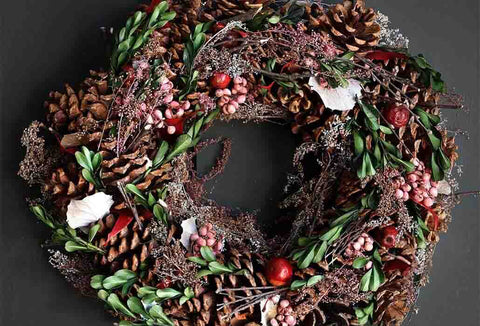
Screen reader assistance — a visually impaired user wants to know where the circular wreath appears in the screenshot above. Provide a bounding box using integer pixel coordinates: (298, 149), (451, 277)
(19, 1), (468, 325)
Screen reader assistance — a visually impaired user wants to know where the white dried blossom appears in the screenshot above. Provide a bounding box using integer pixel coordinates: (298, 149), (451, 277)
(66, 192), (114, 229)
(376, 12), (410, 49)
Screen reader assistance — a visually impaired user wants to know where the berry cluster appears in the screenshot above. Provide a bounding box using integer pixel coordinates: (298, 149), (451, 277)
(189, 223), (223, 254)
(269, 299), (297, 326)
(211, 73), (248, 115)
(345, 233), (374, 258)
(393, 159), (438, 207)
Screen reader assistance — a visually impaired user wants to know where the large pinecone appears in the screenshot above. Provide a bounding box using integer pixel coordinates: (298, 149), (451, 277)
(93, 212), (156, 282)
(321, 0), (380, 52)
(45, 71), (111, 133)
(163, 249), (268, 326)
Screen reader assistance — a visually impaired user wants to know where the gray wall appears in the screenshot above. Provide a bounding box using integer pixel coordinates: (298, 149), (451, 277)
(1, 1), (478, 325)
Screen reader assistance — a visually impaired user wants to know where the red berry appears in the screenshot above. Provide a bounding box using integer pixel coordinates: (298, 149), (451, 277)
(380, 226), (398, 249)
(385, 104), (410, 128)
(210, 72), (232, 89)
(265, 257), (293, 286)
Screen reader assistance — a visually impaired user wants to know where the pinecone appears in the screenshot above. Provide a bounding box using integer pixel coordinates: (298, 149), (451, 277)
(45, 71), (112, 133)
(163, 249), (268, 326)
(321, 0), (380, 52)
(375, 273), (415, 325)
(43, 161), (95, 213)
(93, 212), (156, 281)
(199, 0), (265, 22)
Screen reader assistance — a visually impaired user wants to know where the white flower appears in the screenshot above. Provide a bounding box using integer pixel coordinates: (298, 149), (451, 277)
(309, 77), (362, 112)
(260, 295), (280, 326)
(66, 192), (114, 229)
(180, 217), (197, 249)
(437, 180), (452, 195)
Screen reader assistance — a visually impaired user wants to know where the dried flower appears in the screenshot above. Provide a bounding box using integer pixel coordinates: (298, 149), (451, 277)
(66, 192), (114, 229)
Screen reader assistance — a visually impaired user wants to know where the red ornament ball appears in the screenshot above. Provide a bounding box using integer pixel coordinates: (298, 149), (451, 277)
(385, 104), (410, 128)
(380, 226), (398, 249)
(265, 257), (293, 286)
(210, 72), (232, 89)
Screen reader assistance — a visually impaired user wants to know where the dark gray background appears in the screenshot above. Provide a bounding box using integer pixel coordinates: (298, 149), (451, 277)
(0, 1), (478, 325)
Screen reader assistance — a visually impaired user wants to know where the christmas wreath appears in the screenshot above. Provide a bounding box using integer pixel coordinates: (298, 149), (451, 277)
(19, 1), (472, 325)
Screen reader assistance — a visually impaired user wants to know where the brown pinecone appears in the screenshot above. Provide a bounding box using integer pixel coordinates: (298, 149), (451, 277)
(375, 273), (415, 325)
(198, 0), (265, 22)
(43, 161), (95, 213)
(45, 71), (112, 133)
(93, 212), (156, 282)
(164, 249), (268, 326)
(321, 0), (380, 52)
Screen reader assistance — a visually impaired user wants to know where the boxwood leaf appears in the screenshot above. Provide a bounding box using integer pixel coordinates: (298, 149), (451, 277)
(90, 275), (106, 289)
(200, 246), (216, 262)
(290, 280), (307, 290)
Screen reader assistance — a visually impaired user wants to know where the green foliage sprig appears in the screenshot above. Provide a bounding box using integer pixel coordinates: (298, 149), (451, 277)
(125, 184), (169, 224)
(321, 52), (355, 88)
(352, 101), (414, 179)
(354, 300), (375, 325)
(353, 250), (386, 292)
(413, 107), (451, 181)
(30, 205), (105, 254)
(91, 269), (138, 295)
(111, 2), (176, 71)
(291, 208), (360, 269)
(188, 246), (246, 277)
(75, 146), (103, 189)
(410, 54), (446, 93)
(290, 275), (324, 290)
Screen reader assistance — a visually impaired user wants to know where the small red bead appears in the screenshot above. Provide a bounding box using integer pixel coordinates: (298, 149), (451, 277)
(265, 257), (293, 286)
(210, 72), (232, 89)
(385, 104), (410, 128)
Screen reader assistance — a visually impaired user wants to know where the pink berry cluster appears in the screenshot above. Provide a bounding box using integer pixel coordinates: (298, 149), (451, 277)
(189, 223), (223, 254)
(269, 299), (297, 326)
(393, 159), (438, 207)
(216, 77), (248, 115)
(345, 233), (374, 258)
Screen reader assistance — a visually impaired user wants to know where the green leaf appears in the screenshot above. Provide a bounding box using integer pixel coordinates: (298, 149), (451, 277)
(115, 269), (137, 280)
(200, 246), (216, 262)
(153, 204), (167, 224)
(90, 275), (106, 289)
(359, 269), (372, 292)
(371, 264), (384, 292)
(379, 125), (393, 135)
(388, 155), (415, 172)
(297, 244), (316, 269)
(125, 184), (146, 200)
(431, 151), (444, 181)
(184, 287), (195, 298)
(196, 269), (213, 278)
(98, 289), (109, 301)
(167, 134), (192, 160)
(209, 262), (233, 274)
(82, 169), (96, 185)
(437, 149), (451, 170)
(103, 276), (126, 290)
(204, 108), (219, 124)
(92, 153), (103, 171)
(364, 153), (376, 176)
(313, 241), (328, 263)
(373, 250), (382, 263)
(320, 225), (342, 242)
(153, 141), (169, 167)
(137, 286), (158, 298)
(65, 241), (85, 252)
(127, 297), (147, 316)
(268, 15), (281, 24)
(156, 288), (183, 299)
(290, 280), (307, 290)
(359, 101), (380, 131)
(75, 152), (90, 170)
(428, 132), (441, 151)
(179, 296), (189, 305)
(107, 293), (136, 318)
(188, 256), (208, 266)
(88, 224), (101, 243)
(306, 275), (324, 287)
(353, 257), (369, 269)
(353, 131), (364, 156)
